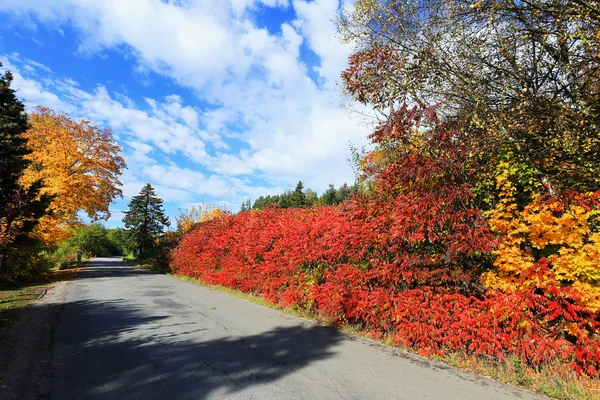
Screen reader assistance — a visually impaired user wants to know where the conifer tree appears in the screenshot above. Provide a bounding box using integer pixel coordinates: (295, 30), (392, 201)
(122, 183), (170, 255)
(290, 181), (306, 208)
(0, 63), (50, 273)
(320, 184), (339, 205)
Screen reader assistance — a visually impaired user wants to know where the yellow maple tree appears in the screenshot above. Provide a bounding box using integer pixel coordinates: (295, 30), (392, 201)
(20, 107), (126, 244)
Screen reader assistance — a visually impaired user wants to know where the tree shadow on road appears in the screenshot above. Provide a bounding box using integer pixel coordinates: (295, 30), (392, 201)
(46, 298), (344, 400)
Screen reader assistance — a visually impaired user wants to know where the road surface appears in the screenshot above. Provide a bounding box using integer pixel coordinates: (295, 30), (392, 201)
(47, 257), (546, 399)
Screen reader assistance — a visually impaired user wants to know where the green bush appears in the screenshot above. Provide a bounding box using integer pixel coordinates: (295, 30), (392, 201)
(52, 223), (128, 267)
(0, 239), (53, 282)
(106, 228), (136, 256)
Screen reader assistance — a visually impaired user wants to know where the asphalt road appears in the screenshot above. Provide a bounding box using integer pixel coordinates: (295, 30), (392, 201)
(47, 257), (546, 399)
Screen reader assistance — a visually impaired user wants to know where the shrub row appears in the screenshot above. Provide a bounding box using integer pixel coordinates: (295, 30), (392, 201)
(171, 204), (600, 376)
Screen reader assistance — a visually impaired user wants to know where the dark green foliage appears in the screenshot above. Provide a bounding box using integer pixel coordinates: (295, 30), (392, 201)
(122, 184), (170, 254)
(240, 198), (252, 212)
(0, 64), (30, 203)
(289, 181), (307, 208)
(318, 183), (358, 205)
(277, 191), (292, 208)
(107, 228), (136, 255)
(252, 195), (279, 210)
(0, 62), (50, 278)
(320, 184), (338, 205)
(251, 180), (358, 210)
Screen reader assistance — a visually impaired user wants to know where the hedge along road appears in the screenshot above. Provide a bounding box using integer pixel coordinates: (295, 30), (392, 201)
(46, 257), (546, 400)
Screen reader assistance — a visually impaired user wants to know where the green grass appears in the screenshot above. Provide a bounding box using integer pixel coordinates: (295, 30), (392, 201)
(0, 283), (50, 321)
(0, 268), (82, 332)
(122, 254), (154, 268)
(55, 260), (87, 271)
(168, 272), (600, 400)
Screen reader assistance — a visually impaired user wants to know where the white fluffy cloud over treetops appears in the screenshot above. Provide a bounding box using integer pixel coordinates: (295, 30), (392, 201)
(0, 0), (370, 208)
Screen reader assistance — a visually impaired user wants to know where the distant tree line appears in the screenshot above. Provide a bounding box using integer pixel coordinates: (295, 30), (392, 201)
(241, 181), (359, 211)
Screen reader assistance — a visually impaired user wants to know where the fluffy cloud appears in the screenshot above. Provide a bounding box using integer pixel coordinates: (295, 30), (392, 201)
(0, 0), (372, 214)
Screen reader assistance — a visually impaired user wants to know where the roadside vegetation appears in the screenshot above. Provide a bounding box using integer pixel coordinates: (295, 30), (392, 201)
(0, 268), (81, 333)
(153, 1), (600, 398)
(2, 0), (600, 398)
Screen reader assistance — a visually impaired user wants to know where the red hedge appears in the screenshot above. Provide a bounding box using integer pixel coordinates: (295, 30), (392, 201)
(171, 205), (599, 376)
(171, 125), (599, 376)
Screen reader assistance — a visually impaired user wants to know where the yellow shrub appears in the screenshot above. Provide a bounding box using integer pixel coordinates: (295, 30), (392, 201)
(484, 164), (600, 311)
(176, 203), (225, 234)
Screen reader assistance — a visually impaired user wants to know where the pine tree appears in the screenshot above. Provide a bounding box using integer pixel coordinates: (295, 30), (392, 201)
(240, 198), (252, 212)
(290, 181), (306, 208)
(0, 64), (50, 273)
(0, 66), (29, 198)
(122, 183), (170, 255)
(320, 184), (339, 205)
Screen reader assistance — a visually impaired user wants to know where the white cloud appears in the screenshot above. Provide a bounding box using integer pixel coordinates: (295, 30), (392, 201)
(0, 0), (373, 214)
(1, 56), (74, 113)
(293, 0), (354, 88)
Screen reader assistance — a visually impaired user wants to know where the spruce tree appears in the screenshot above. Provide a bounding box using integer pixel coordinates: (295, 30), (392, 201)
(0, 63), (50, 273)
(0, 65), (29, 198)
(320, 184), (338, 205)
(289, 181), (306, 208)
(122, 183), (170, 255)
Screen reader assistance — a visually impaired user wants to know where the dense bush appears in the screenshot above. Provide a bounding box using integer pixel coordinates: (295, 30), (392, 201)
(171, 113), (600, 377)
(0, 239), (54, 281)
(171, 205), (600, 376)
(172, 203), (600, 375)
(53, 223), (126, 267)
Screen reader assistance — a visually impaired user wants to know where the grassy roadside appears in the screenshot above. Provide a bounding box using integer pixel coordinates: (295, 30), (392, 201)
(122, 254), (154, 269)
(169, 273), (599, 400)
(0, 268), (82, 333)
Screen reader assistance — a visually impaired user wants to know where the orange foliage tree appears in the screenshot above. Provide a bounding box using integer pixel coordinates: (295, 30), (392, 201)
(20, 107), (126, 244)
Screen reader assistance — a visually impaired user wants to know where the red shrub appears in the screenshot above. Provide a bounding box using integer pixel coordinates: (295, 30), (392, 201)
(170, 109), (599, 376)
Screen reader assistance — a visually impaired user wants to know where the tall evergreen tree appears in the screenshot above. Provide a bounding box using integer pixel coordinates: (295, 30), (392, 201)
(240, 198), (252, 212)
(320, 184), (339, 205)
(122, 183), (170, 254)
(0, 66), (29, 198)
(0, 63), (50, 273)
(289, 181), (306, 208)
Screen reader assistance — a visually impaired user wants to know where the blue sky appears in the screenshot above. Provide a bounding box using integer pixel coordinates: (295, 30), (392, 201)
(0, 0), (370, 228)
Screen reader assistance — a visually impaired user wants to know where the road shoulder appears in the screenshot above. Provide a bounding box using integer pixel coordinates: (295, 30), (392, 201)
(0, 280), (69, 400)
